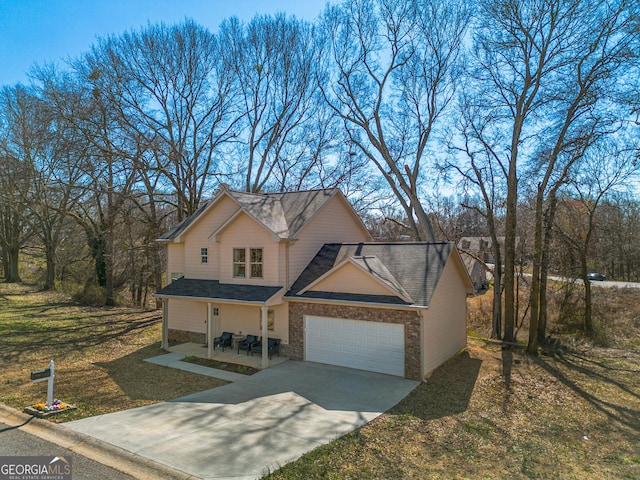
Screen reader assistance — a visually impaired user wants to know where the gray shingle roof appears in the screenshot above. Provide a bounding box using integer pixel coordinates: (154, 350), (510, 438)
(286, 242), (456, 307)
(156, 202), (208, 241)
(157, 188), (341, 242)
(155, 278), (283, 303)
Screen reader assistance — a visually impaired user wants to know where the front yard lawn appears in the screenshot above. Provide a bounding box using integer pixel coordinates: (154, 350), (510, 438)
(0, 283), (226, 422)
(2, 282), (639, 479)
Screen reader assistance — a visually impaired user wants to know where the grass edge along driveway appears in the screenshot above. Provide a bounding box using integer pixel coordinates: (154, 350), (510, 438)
(1, 282), (639, 479)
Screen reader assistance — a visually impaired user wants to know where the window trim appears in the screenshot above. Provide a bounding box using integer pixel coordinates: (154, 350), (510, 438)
(233, 248), (246, 278)
(249, 247), (263, 279)
(200, 247), (208, 264)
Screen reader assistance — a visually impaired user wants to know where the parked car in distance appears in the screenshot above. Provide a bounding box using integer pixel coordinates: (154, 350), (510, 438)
(588, 272), (606, 281)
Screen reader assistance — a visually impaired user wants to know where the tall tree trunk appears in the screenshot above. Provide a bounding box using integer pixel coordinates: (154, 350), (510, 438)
(6, 246), (21, 283)
(489, 220), (503, 339)
(492, 265), (503, 339)
(104, 228), (115, 307)
(537, 193), (557, 343)
(503, 159), (518, 343)
(528, 188), (545, 354)
(44, 241), (56, 291)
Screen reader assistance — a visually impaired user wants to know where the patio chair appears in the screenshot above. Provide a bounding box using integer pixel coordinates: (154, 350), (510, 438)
(251, 338), (281, 360)
(237, 334), (260, 355)
(214, 331), (233, 351)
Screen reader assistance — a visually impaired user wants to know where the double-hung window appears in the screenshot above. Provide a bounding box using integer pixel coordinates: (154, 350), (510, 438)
(233, 247), (263, 278)
(201, 247), (208, 264)
(250, 248), (263, 278)
(233, 248), (246, 277)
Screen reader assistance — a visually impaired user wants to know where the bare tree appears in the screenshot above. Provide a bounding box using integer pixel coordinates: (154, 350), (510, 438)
(524, 0), (639, 352)
(219, 14), (326, 193)
(319, 0), (470, 240)
(84, 20), (237, 220)
(460, 0), (639, 345)
(555, 144), (638, 334)
(0, 85), (39, 283)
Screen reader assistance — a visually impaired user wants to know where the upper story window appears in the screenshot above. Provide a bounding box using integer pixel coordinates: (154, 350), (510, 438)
(201, 247), (208, 264)
(233, 248), (246, 277)
(250, 248), (263, 278)
(233, 247), (263, 278)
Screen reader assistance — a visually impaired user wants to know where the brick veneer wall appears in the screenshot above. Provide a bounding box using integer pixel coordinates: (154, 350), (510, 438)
(287, 302), (422, 380)
(168, 328), (205, 344)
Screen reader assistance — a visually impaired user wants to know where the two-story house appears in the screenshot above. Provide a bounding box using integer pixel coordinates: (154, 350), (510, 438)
(155, 187), (474, 380)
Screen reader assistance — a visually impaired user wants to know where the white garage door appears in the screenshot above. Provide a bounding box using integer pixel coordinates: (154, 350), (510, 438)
(305, 316), (405, 377)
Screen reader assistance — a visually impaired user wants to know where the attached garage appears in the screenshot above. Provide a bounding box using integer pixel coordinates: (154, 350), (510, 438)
(285, 242), (475, 381)
(305, 315), (405, 377)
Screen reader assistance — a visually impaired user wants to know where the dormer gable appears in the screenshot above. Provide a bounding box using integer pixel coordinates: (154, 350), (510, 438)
(299, 255), (413, 303)
(156, 188), (370, 244)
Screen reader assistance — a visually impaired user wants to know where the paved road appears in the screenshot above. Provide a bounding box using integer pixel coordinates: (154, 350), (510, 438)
(0, 420), (133, 480)
(546, 275), (640, 289)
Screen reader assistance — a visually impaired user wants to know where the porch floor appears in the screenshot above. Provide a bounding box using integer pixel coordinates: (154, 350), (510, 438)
(168, 342), (288, 369)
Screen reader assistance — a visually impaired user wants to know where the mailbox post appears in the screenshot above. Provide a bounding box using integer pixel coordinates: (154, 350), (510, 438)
(31, 359), (55, 407)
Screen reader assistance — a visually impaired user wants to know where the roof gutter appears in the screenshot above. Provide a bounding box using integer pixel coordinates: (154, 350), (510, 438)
(283, 295), (426, 311)
(152, 287), (286, 306)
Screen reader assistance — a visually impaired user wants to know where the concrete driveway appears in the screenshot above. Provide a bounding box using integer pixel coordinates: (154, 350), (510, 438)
(65, 361), (418, 480)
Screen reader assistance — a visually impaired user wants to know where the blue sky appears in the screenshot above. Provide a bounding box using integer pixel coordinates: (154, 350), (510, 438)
(0, 0), (330, 86)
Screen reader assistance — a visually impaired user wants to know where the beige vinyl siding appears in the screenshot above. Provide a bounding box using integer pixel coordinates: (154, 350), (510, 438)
(167, 243), (185, 284)
(308, 262), (399, 297)
(212, 303), (289, 343)
(218, 212), (280, 285)
(279, 242), (287, 286)
(421, 254), (468, 375)
(168, 299), (207, 334)
(182, 195), (240, 280)
(289, 195), (369, 287)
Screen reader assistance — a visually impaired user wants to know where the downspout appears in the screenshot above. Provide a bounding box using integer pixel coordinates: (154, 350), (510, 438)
(285, 241), (290, 288)
(207, 302), (214, 359)
(161, 299), (169, 350)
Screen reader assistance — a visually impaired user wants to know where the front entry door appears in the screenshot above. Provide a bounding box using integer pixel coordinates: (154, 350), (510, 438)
(206, 304), (221, 345)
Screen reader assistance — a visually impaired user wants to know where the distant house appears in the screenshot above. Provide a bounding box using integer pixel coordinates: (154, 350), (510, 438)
(460, 254), (488, 291)
(155, 188), (474, 380)
(458, 236), (501, 265)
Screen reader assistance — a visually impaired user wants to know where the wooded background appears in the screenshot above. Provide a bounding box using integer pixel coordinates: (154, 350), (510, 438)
(1, 0), (638, 351)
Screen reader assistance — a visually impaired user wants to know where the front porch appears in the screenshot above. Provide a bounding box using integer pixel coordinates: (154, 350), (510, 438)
(168, 342), (288, 370)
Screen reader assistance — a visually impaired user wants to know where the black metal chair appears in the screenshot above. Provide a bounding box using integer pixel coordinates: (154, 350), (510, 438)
(251, 338), (281, 359)
(237, 334), (259, 355)
(214, 331), (233, 351)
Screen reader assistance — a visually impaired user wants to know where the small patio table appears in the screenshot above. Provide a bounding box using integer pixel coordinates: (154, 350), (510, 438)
(232, 334), (246, 350)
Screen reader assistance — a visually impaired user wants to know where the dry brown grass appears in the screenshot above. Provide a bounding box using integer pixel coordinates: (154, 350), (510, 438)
(0, 282), (226, 422)
(266, 340), (640, 479)
(267, 286), (640, 479)
(468, 283), (640, 352)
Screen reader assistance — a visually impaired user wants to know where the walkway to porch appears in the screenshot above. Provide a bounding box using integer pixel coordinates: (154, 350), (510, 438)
(168, 342), (288, 369)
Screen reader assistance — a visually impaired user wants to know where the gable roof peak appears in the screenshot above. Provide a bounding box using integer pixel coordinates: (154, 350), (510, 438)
(157, 187), (358, 242)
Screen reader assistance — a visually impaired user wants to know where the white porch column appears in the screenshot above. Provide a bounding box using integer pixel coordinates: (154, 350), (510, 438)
(161, 299), (169, 350)
(207, 303), (214, 359)
(261, 305), (269, 369)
